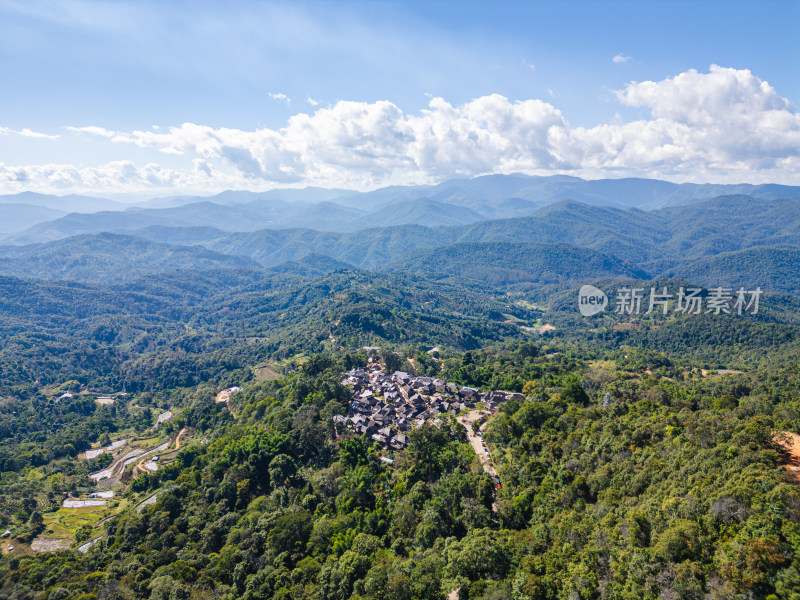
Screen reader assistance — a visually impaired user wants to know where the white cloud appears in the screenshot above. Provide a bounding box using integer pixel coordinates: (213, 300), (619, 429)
(609, 65), (800, 171)
(612, 53), (631, 64)
(0, 126), (59, 140)
(306, 97), (319, 107)
(268, 92), (291, 105)
(3, 66), (799, 193)
(0, 158), (251, 196)
(66, 125), (116, 138)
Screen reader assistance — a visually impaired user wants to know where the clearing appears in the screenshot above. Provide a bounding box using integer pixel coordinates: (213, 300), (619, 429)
(254, 364), (281, 381)
(775, 431), (800, 481)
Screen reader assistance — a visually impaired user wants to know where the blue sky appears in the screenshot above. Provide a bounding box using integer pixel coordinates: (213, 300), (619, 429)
(0, 0), (798, 197)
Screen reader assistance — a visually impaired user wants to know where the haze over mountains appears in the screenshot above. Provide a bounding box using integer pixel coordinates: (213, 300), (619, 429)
(4, 174), (800, 244)
(2, 174), (800, 295)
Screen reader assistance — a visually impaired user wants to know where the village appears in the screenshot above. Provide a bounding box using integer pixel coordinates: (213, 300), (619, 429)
(335, 355), (523, 451)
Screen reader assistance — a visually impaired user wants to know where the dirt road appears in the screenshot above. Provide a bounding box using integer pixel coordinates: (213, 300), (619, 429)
(457, 410), (498, 478)
(457, 409), (500, 516)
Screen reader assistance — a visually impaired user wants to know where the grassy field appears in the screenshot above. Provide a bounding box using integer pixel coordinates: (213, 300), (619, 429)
(254, 364), (282, 381)
(41, 498), (130, 545)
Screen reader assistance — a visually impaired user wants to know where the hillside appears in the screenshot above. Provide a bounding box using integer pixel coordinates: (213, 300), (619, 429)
(356, 198), (485, 228)
(0, 204), (67, 235)
(7, 176), (800, 246)
(267, 253), (357, 278)
(385, 241), (648, 285)
(7, 195), (800, 290)
(663, 246), (800, 296)
(0, 233), (260, 284)
(117, 195), (800, 279)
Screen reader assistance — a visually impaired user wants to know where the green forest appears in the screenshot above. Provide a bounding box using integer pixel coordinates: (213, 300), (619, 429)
(2, 193), (800, 599)
(1, 258), (800, 600)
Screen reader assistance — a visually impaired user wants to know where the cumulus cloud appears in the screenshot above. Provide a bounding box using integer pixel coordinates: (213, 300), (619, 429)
(608, 65), (800, 171)
(0, 159), (245, 196)
(4, 66), (799, 193)
(612, 53), (631, 64)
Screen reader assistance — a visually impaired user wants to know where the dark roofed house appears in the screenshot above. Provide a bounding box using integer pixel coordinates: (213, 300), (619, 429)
(391, 433), (408, 450)
(353, 401), (371, 414)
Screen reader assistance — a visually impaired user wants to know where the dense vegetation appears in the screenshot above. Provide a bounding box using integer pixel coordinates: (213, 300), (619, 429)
(2, 187), (800, 599)
(2, 338), (800, 599)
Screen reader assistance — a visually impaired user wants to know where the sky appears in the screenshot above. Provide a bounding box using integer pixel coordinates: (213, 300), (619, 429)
(0, 0), (798, 199)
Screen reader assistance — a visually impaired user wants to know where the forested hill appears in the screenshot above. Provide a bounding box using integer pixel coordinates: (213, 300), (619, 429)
(0, 233), (259, 284)
(383, 241), (648, 286)
(169, 194), (800, 275)
(663, 247), (800, 296)
(0, 194), (799, 306)
(3, 334), (800, 599)
(2, 184), (800, 598)
(354, 198), (486, 228)
(5, 175), (800, 244)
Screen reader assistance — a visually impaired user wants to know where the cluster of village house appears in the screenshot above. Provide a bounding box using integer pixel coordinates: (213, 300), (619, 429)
(335, 359), (524, 450)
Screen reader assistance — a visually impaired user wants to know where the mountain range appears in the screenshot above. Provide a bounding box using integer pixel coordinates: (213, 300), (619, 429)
(4, 174), (800, 244)
(2, 189), (800, 295)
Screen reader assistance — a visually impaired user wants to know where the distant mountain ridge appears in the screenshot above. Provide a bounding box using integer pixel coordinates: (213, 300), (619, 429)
(0, 204), (67, 235)
(69, 194), (800, 276)
(5, 175), (800, 244)
(3, 187), (800, 297)
(2, 197), (482, 244)
(0, 191), (124, 213)
(356, 198), (485, 228)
